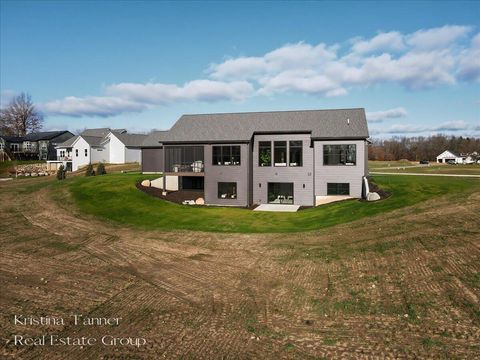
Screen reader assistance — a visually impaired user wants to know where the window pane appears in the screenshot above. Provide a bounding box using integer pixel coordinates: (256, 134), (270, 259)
(218, 182), (237, 199)
(289, 141), (302, 166)
(231, 146), (241, 165)
(221, 146), (231, 165)
(327, 183), (350, 195)
(212, 146), (222, 165)
(274, 141), (287, 166)
(259, 141), (271, 166)
(323, 144), (356, 165)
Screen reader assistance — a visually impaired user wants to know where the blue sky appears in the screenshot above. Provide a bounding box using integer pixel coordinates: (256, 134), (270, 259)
(1, 0), (479, 137)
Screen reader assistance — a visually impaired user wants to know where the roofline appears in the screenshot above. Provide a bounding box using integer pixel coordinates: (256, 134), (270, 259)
(311, 136), (369, 141)
(180, 107), (366, 117)
(161, 140), (250, 145)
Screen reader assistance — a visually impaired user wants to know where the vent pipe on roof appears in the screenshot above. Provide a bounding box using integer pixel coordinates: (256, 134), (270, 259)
(347, 118), (350, 125)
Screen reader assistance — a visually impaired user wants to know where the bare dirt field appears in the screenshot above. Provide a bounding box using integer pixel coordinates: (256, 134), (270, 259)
(1, 177), (479, 359)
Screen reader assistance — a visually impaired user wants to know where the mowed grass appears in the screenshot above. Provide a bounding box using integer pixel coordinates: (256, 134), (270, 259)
(368, 160), (418, 169)
(371, 163), (480, 175)
(57, 172), (480, 233)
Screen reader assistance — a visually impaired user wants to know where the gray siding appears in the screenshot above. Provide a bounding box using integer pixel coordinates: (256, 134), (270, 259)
(142, 148), (164, 173)
(252, 134), (314, 206)
(314, 140), (367, 198)
(204, 144), (249, 206)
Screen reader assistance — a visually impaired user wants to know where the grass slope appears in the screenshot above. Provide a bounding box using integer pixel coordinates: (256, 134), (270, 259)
(60, 173), (480, 233)
(372, 163), (480, 175)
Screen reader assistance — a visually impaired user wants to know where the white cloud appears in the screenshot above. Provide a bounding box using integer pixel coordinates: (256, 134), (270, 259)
(367, 107), (407, 122)
(406, 25), (472, 50)
(434, 120), (469, 131)
(40, 96), (148, 117)
(387, 124), (428, 134)
(351, 31), (405, 54)
(41, 80), (254, 117)
(107, 80), (253, 104)
(457, 33), (480, 82)
(381, 120), (472, 134)
(41, 24), (479, 117)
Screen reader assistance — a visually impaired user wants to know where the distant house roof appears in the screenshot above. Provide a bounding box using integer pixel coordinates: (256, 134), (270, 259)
(145, 108), (369, 144)
(24, 131), (73, 141)
(1, 130), (73, 142)
(80, 128), (126, 137)
(112, 132), (148, 147)
(142, 131), (170, 147)
(437, 150), (461, 158)
(57, 135), (79, 148)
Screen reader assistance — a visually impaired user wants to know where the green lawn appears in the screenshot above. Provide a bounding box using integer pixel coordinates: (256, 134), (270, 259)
(50, 172), (480, 233)
(371, 163), (480, 175)
(368, 160), (418, 169)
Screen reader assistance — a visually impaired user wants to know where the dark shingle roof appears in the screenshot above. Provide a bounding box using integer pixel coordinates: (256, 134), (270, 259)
(2, 131), (72, 142)
(147, 108), (368, 144)
(24, 131), (72, 141)
(81, 136), (104, 146)
(142, 131), (170, 147)
(113, 133), (148, 147)
(57, 135), (79, 148)
(80, 128), (112, 137)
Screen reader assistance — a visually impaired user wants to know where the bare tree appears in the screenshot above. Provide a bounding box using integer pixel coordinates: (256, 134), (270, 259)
(0, 93), (44, 136)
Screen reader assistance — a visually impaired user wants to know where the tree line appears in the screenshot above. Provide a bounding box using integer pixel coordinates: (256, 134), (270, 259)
(368, 135), (480, 161)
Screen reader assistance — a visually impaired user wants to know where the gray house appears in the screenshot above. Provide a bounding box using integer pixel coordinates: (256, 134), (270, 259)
(0, 131), (75, 160)
(141, 108), (369, 207)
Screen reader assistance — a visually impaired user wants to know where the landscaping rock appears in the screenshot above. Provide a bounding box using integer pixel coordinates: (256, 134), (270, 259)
(195, 197), (205, 205)
(367, 192), (381, 201)
(150, 178), (163, 189)
(141, 179), (151, 187)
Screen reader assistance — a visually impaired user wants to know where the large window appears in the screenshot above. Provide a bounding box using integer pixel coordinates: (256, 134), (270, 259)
(323, 144), (356, 165)
(212, 146), (241, 166)
(258, 141), (271, 166)
(274, 141), (287, 167)
(218, 182), (237, 199)
(165, 146), (204, 172)
(289, 141), (303, 167)
(268, 183), (293, 204)
(327, 183), (350, 195)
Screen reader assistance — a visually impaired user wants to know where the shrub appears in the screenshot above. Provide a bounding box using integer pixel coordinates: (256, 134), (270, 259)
(56, 165), (66, 180)
(97, 163), (106, 175)
(85, 164), (95, 176)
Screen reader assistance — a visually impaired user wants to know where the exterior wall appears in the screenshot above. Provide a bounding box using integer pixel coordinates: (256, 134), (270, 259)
(142, 148), (164, 173)
(314, 140), (367, 198)
(125, 147), (142, 163)
(72, 137), (91, 171)
(252, 134), (314, 206)
(90, 146), (108, 164)
(108, 134), (126, 164)
(204, 143), (249, 206)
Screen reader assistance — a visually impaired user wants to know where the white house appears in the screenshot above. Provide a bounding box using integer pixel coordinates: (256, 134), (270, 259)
(436, 150), (464, 164)
(50, 128), (147, 171)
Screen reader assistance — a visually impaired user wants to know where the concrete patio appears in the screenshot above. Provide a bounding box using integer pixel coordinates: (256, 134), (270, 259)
(253, 204), (300, 212)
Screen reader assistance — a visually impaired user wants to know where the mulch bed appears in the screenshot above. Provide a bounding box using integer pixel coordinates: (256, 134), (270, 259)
(136, 183), (204, 205)
(367, 177), (391, 200)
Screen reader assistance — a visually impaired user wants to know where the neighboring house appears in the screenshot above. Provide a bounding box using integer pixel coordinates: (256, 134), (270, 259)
(436, 150), (465, 164)
(140, 108), (370, 207)
(53, 128), (147, 171)
(0, 131), (74, 160)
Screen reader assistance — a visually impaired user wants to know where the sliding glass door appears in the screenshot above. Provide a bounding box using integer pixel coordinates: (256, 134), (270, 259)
(268, 183), (294, 204)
